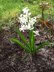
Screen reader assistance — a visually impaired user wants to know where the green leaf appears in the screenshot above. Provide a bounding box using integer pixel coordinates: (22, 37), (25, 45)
(10, 38), (31, 53)
(36, 41), (51, 52)
(16, 28), (30, 48)
(29, 30), (35, 52)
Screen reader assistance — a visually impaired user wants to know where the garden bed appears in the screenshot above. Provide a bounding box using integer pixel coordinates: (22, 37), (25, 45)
(0, 30), (54, 72)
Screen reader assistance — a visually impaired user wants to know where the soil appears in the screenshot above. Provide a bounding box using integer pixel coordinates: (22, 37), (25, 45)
(0, 29), (54, 72)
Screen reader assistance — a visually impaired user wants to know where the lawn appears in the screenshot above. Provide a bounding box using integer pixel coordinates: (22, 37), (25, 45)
(0, 0), (54, 21)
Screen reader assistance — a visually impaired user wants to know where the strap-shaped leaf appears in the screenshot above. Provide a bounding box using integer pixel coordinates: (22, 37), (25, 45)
(29, 30), (35, 52)
(36, 41), (51, 52)
(16, 28), (30, 48)
(10, 38), (30, 52)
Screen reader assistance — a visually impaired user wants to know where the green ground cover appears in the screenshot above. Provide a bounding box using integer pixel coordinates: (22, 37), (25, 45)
(0, 0), (54, 21)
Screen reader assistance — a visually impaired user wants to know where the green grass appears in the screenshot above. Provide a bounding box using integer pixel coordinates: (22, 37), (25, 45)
(0, 0), (54, 21)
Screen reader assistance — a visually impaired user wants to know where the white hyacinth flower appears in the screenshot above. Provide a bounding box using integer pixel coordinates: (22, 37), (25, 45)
(22, 7), (29, 14)
(19, 7), (36, 32)
(33, 30), (40, 36)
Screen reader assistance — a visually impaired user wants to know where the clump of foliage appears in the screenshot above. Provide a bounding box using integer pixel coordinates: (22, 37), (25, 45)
(0, 18), (17, 31)
(39, 1), (49, 20)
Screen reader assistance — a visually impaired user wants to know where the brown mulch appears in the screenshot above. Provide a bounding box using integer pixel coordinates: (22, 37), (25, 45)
(0, 30), (54, 72)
